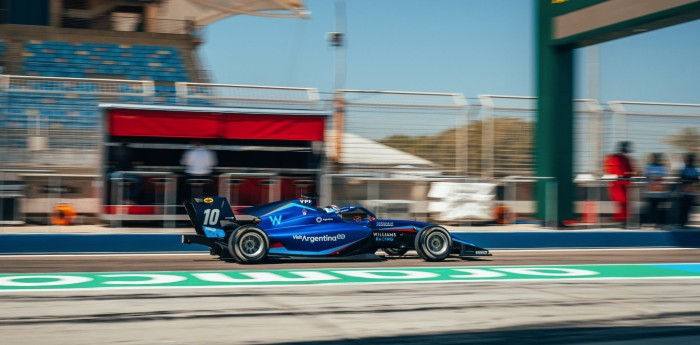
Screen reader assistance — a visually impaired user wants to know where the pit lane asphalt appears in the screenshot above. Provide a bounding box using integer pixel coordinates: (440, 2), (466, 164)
(2, 248), (700, 273)
(3, 249), (700, 345)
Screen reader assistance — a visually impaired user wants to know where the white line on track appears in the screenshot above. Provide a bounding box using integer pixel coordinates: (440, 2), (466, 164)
(3, 275), (700, 294)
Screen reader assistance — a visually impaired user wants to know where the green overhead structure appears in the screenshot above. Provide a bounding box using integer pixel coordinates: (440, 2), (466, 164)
(535, 0), (700, 225)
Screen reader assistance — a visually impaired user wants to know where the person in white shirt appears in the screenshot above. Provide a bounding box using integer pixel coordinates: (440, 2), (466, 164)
(180, 141), (217, 200)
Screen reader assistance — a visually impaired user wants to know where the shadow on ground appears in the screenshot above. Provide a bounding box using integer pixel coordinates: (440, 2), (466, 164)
(275, 325), (700, 345)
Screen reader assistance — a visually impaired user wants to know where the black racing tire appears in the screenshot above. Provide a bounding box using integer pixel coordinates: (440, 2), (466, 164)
(382, 247), (409, 256)
(228, 226), (269, 264)
(414, 226), (452, 262)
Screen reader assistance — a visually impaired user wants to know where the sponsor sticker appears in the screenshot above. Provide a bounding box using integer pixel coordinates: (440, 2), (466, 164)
(293, 234), (346, 243)
(270, 215), (283, 226)
(374, 232), (397, 242)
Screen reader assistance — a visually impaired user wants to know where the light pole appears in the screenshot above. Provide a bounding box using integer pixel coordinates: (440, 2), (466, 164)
(329, 0), (346, 172)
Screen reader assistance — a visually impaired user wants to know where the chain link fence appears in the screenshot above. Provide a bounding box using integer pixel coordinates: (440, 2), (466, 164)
(174, 82), (323, 110)
(0, 75), (154, 168)
(337, 90), (470, 176)
(610, 101), (700, 168)
(478, 95), (605, 178)
(1, 73), (698, 224)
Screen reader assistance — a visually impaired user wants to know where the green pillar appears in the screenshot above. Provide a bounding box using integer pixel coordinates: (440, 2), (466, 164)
(535, 0), (574, 225)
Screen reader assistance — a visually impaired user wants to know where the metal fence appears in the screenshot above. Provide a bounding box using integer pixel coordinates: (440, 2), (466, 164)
(0, 75), (154, 168)
(1, 73), (698, 226)
(478, 95), (605, 178)
(337, 90), (470, 176)
(1, 74), (697, 182)
(174, 82), (323, 110)
(0, 75), (327, 169)
(610, 101), (700, 169)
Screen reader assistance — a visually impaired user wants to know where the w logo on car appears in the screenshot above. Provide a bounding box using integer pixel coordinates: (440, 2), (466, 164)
(270, 215), (283, 226)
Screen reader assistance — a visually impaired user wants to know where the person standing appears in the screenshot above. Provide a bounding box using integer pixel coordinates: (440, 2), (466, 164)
(676, 152), (699, 228)
(180, 141), (217, 200)
(109, 142), (143, 205)
(604, 141), (636, 225)
(643, 153), (667, 228)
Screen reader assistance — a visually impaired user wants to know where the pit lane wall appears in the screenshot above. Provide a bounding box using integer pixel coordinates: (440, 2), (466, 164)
(1, 231), (699, 254)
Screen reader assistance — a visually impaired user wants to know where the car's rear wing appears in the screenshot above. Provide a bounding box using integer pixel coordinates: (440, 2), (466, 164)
(184, 197), (236, 236)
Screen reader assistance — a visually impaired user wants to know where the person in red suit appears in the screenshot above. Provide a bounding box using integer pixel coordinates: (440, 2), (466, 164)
(605, 141), (636, 224)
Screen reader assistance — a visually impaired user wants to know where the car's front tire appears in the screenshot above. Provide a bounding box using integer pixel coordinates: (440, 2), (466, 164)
(228, 226), (269, 264)
(414, 226), (452, 261)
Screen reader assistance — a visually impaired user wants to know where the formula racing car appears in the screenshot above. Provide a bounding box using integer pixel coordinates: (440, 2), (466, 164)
(182, 195), (491, 264)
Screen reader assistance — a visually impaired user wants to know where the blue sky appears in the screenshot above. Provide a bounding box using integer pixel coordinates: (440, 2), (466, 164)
(200, 0), (700, 104)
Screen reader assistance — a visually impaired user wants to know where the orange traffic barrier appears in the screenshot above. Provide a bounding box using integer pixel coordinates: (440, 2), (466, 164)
(493, 205), (513, 224)
(52, 203), (77, 226)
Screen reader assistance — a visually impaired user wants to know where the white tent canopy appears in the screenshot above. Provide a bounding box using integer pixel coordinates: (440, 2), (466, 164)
(327, 132), (438, 169)
(155, 0), (308, 26)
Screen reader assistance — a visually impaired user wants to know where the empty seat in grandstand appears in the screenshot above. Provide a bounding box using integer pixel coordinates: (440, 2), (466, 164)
(9, 40), (195, 148)
(22, 41), (189, 83)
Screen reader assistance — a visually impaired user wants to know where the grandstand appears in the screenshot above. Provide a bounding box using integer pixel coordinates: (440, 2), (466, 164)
(22, 41), (188, 81)
(0, 2), (203, 168)
(0, 1), (316, 224)
(0, 1), (309, 170)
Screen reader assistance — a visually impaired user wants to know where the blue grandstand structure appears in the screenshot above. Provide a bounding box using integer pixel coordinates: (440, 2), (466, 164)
(0, 0), (320, 172)
(0, 0), (329, 226)
(0, 9), (204, 168)
(22, 41), (188, 81)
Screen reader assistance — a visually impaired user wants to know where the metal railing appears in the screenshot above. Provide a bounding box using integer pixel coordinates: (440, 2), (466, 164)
(609, 101), (700, 167)
(0, 75), (154, 168)
(0, 71), (698, 227)
(338, 90), (471, 176)
(106, 171), (177, 228)
(1, 74), (155, 96)
(479, 95), (605, 178)
(59, 12), (201, 36)
(174, 82), (323, 110)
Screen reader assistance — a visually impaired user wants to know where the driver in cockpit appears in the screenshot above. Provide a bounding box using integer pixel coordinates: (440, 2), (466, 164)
(322, 205), (340, 214)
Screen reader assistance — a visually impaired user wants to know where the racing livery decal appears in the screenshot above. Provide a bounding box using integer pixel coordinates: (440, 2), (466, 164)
(182, 196), (491, 264)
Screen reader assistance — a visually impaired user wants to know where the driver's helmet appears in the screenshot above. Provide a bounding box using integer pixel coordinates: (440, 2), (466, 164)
(323, 204), (340, 213)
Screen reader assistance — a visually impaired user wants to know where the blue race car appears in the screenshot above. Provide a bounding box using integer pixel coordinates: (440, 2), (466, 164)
(182, 195), (491, 264)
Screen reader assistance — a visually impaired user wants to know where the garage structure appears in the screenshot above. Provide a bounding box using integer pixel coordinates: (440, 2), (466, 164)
(100, 103), (327, 225)
(536, 0), (700, 224)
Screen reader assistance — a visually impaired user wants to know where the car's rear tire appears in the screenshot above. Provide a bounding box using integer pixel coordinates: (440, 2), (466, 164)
(223, 223), (240, 232)
(383, 247), (409, 256)
(228, 226), (269, 264)
(414, 226), (452, 261)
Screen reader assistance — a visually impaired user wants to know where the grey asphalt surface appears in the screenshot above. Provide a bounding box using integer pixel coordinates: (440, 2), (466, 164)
(2, 249), (700, 344)
(1, 248), (699, 273)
